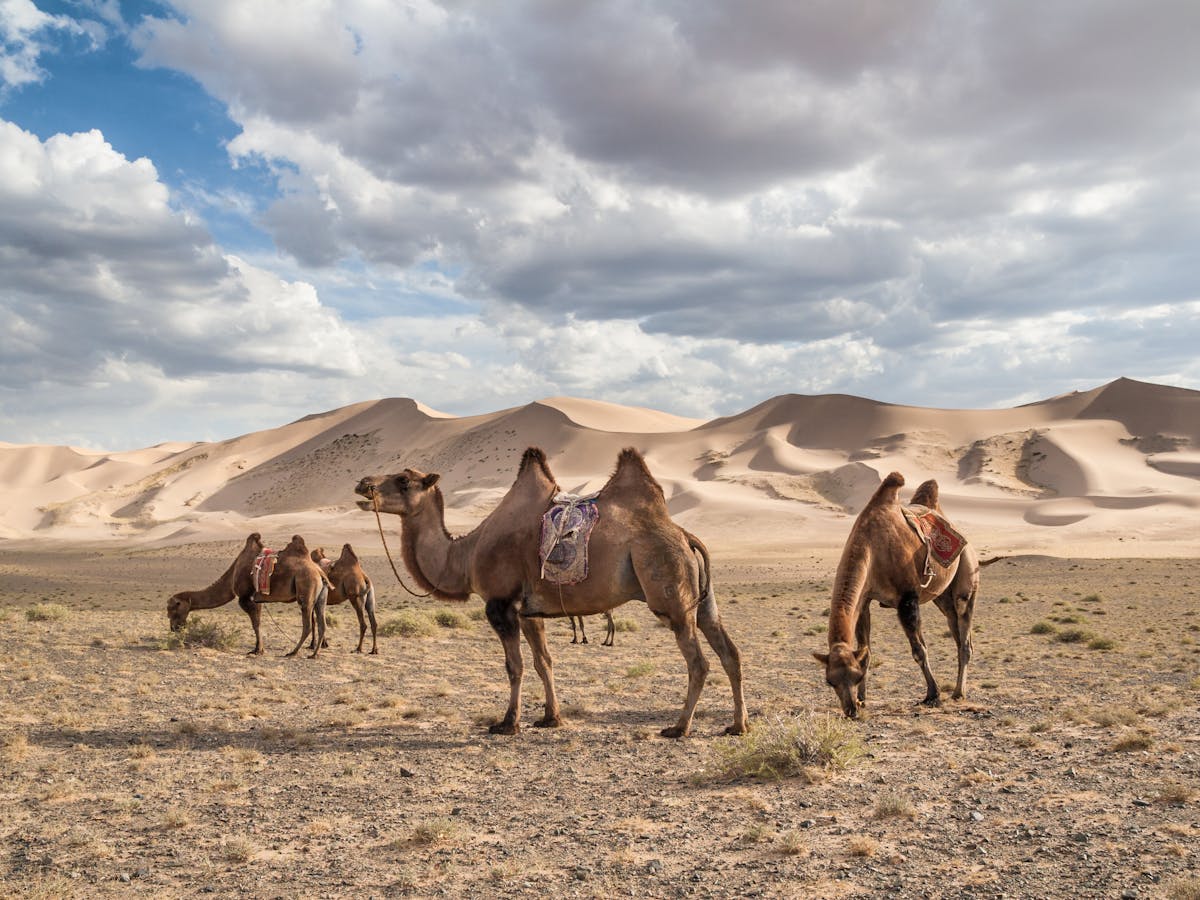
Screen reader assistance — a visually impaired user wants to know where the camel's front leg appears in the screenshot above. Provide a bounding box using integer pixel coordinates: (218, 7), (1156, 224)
(854, 602), (872, 707)
(519, 616), (561, 728)
(898, 591), (940, 705)
(239, 596), (265, 655)
(485, 597), (523, 735)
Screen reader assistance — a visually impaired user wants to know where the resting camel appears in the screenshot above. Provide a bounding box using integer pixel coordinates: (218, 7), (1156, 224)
(166, 532), (328, 658)
(311, 544), (379, 654)
(355, 447), (747, 738)
(814, 473), (982, 718)
(569, 612), (615, 646)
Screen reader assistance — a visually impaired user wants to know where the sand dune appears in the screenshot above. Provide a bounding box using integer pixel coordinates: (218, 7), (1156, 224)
(1, 378), (1196, 555)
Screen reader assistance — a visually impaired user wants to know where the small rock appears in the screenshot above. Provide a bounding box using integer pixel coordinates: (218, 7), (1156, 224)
(118, 874), (131, 884)
(1132, 798), (1151, 807)
(400, 767), (415, 778)
(646, 859), (663, 875)
(800, 819), (816, 829)
(970, 811), (984, 822)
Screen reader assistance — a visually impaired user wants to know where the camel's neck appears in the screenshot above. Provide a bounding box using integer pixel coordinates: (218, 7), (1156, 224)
(183, 559), (241, 610)
(827, 543), (870, 646)
(400, 502), (474, 601)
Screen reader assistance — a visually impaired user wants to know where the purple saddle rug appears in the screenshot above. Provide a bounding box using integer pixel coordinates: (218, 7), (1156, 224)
(539, 493), (601, 585)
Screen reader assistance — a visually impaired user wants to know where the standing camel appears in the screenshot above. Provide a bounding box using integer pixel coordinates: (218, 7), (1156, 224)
(167, 532), (328, 658)
(569, 612), (615, 646)
(311, 544), (379, 654)
(813, 473), (980, 718)
(256, 534), (329, 659)
(355, 447), (747, 738)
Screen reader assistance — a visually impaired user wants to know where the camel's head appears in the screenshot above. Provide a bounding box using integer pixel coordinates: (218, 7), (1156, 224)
(167, 591), (192, 632)
(355, 469), (440, 517)
(812, 643), (869, 718)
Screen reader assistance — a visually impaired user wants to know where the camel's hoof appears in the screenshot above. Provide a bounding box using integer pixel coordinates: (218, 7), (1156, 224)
(951, 691), (965, 701)
(724, 722), (748, 736)
(659, 725), (689, 739)
(369, 649), (379, 656)
(533, 716), (562, 729)
(247, 649), (265, 657)
(921, 696), (942, 707)
(489, 721), (519, 735)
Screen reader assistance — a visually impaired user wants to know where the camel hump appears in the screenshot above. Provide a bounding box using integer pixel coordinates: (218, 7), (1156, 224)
(283, 534), (308, 555)
(866, 471), (906, 508)
(909, 479), (940, 509)
(340, 543), (358, 561)
(606, 447), (666, 500)
(518, 446), (555, 482)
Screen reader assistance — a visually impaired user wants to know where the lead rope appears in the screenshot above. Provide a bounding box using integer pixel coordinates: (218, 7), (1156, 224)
(371, 493), (434, 598)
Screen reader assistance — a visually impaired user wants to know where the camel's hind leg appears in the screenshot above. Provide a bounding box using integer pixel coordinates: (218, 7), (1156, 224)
(485, 597), (524, 735)
(285, 599), (311, 658)
(350, 592), (368, 653)
(308, 584), (327, 659)
(934, 587), (975, 700)
(602, 611), (615, 647)
(239, 595), (265, 655)
(518, 616), (561, 728)
(897, 591), (940, 705)
(695, 592), (747, 735)
(363, 584), (378, 655)
(661, 613), (709, 738)
(570, 616), (587, 644)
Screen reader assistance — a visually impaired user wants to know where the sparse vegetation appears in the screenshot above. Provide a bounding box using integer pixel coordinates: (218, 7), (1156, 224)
(1030, 620), (1056, 635)
(701, 714), (865, 781)
(433, 609), (471, 629)
(873, 792), (917, 820)
(1054, 628), (1095, 644)
(25, 603), (68, 622)
(379, 610), (437, 638)
(166, 618), (241, 651)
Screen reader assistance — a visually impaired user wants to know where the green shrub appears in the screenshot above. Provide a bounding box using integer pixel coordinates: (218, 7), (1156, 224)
(613, 617), (639, 633)
(379, 610), (436, 638)
(1087, 637), (1116, 651)
(26, 603), (68, 622)
(1030, 620), (1056, 635)
(701, 714), (865, 781)
(1055, 628), (1094, 644)
(167, 618), (240, 651)
(433, 609), (471, 629)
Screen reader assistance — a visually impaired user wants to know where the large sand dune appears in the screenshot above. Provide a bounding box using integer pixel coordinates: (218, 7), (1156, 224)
(2, 378), (1197, 555)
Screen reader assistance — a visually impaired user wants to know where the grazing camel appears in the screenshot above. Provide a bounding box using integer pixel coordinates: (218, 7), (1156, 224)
(167, 532), (328, 657)
(813, 473), (980, 718)
(355, 447), (747, 738)
(569, 612), (615, 646)
(311, 544), (379, 654)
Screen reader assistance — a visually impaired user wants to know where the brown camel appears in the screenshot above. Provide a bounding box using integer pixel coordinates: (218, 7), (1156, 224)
(569, 612), (615, 646)
(355, 447), (747, 738)
(166, 532), (328, 658)
(311, 544), (378, 654)
(813, 473), (980, 718)
(258, 534), (329, 659)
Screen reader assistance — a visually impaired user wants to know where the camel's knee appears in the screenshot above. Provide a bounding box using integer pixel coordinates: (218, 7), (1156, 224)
(486, 597), (519, 638)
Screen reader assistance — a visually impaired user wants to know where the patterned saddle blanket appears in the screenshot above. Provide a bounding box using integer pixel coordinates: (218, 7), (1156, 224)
(252, 549), (278, 594)
(901, 505), (967, 568)
(539, 492), (601, 585)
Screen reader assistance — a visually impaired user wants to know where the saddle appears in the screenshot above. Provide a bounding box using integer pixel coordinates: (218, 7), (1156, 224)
(539, 492), (601, 585)
(252, 549), (278, 594)
(901, 504), (967, 569)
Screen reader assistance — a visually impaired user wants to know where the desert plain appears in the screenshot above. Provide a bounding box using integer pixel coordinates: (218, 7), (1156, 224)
(1, 377), (1198, 898)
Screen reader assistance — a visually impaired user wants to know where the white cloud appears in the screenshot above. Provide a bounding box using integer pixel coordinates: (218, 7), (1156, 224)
(0, 0), (91, 89)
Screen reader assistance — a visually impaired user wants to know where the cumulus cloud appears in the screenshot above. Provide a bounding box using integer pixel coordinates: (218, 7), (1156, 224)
(0, 120), (363, 393)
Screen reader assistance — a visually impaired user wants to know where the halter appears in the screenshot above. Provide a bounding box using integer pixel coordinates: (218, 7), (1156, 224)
(370, 492), (434, 599)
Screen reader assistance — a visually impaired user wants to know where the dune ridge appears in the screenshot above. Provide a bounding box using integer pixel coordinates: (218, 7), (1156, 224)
(1, 378), (1196, 555)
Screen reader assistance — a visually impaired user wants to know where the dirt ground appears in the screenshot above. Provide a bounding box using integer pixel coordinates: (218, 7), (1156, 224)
(0, 543), (1197, 899)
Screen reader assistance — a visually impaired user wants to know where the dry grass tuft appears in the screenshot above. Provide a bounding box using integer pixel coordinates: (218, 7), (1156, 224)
(433, 609), (471, 629)
(1030, 620), (1056, 635)
(220, 837), (257, 863)
(379, 610), (436, 638)
(166, 618), (240, 651)
(1156, 781), (1196, 804)
(873, 791), (917, 820)
(848, 835), (879, 857)
(1164, 876), (1200, 900)
(405, 818), (459, 847)
(1111, 730), (1155, 752)
(2, 731), (30, 763)
(26, 603), (68, 622)
(700, 714), (865, 782)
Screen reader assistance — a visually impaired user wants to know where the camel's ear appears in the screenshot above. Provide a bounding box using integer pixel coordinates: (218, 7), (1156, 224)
(854, 647), (870, 666)
(422, 473), (440, 489)
(812, 651), (830, 667)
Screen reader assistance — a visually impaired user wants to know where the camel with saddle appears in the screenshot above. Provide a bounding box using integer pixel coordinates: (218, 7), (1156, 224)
(167, 532), (329, 658)
(311, 544), (378, 654)
(356, 447), (747, 738)
(814, 473), (999, 718)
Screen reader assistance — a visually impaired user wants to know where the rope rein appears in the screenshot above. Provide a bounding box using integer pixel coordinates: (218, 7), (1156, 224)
(371, 493), (433, 598)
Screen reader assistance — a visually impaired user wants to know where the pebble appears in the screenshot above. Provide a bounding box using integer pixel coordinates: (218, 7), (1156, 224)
(1132, 798), (1151, 807)
(970, 811), (984, 822)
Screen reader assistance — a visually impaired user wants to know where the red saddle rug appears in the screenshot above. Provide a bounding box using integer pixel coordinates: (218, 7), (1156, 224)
(901, 505), (967, 568)
(252, 549), (278, 594)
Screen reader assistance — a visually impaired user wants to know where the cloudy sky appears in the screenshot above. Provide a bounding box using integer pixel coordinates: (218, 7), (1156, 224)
(2, 0), (1198, 449)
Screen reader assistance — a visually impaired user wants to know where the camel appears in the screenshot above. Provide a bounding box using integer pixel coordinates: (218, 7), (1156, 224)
(813, 473), (980, 718)
(569, 612), (615, 646)
(166, 532), (328, 658)
(355, 447), (747, 738)
(311, 544), (378, 654)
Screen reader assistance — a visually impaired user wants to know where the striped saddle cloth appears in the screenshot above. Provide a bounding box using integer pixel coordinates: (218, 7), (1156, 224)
(252, 549), (278, 594)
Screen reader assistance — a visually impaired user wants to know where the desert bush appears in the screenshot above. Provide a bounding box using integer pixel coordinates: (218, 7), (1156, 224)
(1081, 593), (1103, 603)
(467, 606), (488, 621)
(1087, 637), (1116, 650)
(25, 603), (68, 622)
(1054, 628), (1094, 644)
(379, 610), (436, 638)
(433, 609), (471, 629)
(873, 792), (917, 820)
(613, 617), (639, 633)
(701, 714), (865, 782)
(1164, 876), (1200, 900)
(1030, 621), (1056, 635)
(166, 618), (240, 651)
(1111, 730), (1155, 752)
(2, 731), (29, 764)
(848, 836), (879, 857)
(220, 837), (257, 863)
(1156, 781), (1196, 804)
(406, 818), (458, 846)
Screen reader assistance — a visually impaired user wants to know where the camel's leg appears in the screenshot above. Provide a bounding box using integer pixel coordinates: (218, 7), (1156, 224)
(935, 588), (975, 699)
(603, 611), (615, 647)
(286, 599), (311, 657)
(308, 584), (327, 659)
(485, 597), (523, 735)
(662, 613), (710, 738)
(854, 601), (872, 707)
(350, 592), (368, 653)
(364, 585), (379, 655)
(897, 591), (940, 705)
(239, 596), (265, 655)
(695, 592), (747, 735)
(518, 617), (561, 728)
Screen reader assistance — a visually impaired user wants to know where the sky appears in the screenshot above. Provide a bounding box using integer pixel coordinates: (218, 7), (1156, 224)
(2, 0), (1199, 450)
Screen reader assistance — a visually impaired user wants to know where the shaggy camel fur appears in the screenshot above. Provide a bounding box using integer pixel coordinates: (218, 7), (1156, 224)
(311, 544), (378, 654)
(814, 474), (980, 718)
(167, 532), (328, 658)
(570, 612), (615, 646)
(356, 447), (747, 738)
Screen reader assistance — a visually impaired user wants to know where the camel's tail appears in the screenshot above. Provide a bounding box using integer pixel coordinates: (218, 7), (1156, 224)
(684, 530), (714, 609)
(363, 583), (376, 616)
(979, 556), (1008, 568)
